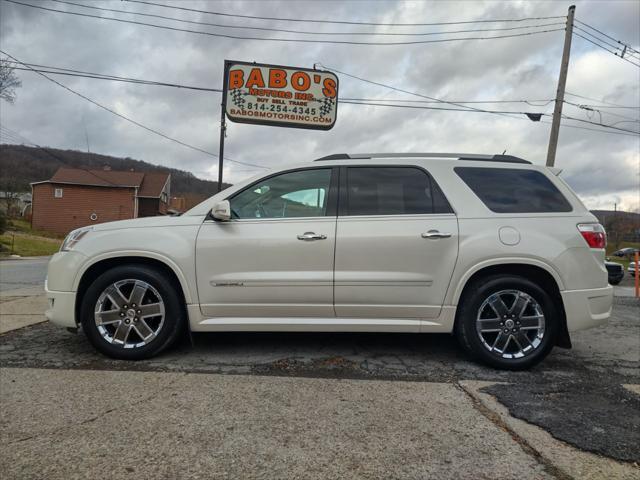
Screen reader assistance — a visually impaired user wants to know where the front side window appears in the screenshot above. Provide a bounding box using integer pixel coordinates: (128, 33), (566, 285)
(455, 167), (572, 213)
(346, 167), (452, 216)
(230, 169), (332, 219)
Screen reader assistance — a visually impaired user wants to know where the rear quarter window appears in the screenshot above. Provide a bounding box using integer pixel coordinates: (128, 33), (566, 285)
(454, 167), (572, 213)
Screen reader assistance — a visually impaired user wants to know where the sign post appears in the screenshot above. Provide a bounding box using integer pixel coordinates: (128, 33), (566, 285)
(217, 60), (339, 190)
(217, 62), (230, 193)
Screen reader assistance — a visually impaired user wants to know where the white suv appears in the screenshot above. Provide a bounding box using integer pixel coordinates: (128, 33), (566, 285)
(45, 153), (613, 369)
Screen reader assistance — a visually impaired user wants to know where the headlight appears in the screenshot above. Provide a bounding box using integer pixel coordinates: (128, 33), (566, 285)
(60, 226), (93, 252)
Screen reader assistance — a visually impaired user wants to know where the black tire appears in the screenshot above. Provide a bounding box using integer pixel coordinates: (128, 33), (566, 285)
(81, 264), (185, 360)
(456, 274), (558, 370)
(609, 279), (622, 285)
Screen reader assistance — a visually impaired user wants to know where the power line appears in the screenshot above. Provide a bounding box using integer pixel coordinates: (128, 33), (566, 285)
(340, 99), (544, 115)
(5, 59), (557, 106)
(573, 25), (625, 54)
(0, 125), (123, 186)
(560, 114), (640, 134)
(51, 0), (565, 37)
(124, 0), (565, 27)
(542, 120), (640, 137)
(341, 97), (554, 106)
(575, 18), (640, 56)
(565, 92), (640, 108)
(4, 61), (221, 92)
(318, 63), (529, 120)
(339, 100), (639, 136)
(4, 58), (559, 112)
(5, 1), (565, 47)
(1, 50), (267, 171)
(564, 100), (640, 122)
(573, 31), (640, 67)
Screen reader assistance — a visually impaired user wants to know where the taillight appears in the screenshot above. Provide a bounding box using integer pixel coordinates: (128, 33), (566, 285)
(578, 223), (607, 249)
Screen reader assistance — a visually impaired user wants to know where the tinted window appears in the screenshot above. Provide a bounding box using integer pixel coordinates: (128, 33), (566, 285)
(231, 169), (331, 219)
(455, 167), (572, 213)
(346, 167), (453, 216)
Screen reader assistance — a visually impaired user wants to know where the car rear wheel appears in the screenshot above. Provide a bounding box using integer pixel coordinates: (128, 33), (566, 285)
(81, 265), (184, 360)
(456, 274), (558, 370)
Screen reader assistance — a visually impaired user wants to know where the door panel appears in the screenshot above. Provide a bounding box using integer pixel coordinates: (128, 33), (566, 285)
(196, 218), (336, 317)
(334, 215), (458, 318)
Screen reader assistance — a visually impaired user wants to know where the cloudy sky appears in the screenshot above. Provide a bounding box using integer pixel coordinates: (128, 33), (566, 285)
(1, 0), (638, 211)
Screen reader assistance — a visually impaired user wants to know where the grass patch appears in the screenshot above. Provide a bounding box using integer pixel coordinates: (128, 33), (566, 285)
(0, 232), (61, 257)
(7, 219), (65, 239)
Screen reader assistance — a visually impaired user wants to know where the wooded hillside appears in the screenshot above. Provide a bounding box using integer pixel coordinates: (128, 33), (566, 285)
(0, 144), (229, 196)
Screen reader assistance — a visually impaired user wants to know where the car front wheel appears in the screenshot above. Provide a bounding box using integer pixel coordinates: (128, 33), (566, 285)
(456, 275), (558, 370)
(80, 264), (184, 360)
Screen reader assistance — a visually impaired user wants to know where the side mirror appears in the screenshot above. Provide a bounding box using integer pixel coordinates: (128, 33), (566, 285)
(212, 200), (231, 221)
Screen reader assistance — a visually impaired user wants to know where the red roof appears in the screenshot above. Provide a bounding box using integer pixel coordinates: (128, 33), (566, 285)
(138, 172), (170, 198)
(45, 167), (169, 198)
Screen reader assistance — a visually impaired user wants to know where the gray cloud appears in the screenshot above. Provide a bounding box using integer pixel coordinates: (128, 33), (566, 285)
(1, 0), (638, 211)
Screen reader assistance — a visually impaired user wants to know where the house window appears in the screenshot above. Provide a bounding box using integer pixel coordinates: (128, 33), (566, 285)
(54, 188), (63, 198)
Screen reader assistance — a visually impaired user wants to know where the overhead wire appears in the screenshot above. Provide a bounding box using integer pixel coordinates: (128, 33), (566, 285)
(50, 0), (565, 37)
(4, 0), (565, 47)
(564, 100), (640, 123)
(575, 19), (640, 56)
(3, 61), (222, 92)
(560, 115), (640, 134)
(124, 0), (565, 27)
(565, 92), (640, 108)
(0, 125), (124, 185)
(572, 32), (640, 67)
(319, 63), (535, 120)
(1, 50), (268, 171)
(2, 58), (558, 108)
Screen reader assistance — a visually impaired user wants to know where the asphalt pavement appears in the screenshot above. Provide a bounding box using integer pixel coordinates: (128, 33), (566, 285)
(1, 257), (639, 478)
(0, 256), (48, 295)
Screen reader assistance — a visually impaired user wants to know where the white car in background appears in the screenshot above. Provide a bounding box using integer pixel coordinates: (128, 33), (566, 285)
(629, 262), (637, 277)
(45, 153), (613, 370)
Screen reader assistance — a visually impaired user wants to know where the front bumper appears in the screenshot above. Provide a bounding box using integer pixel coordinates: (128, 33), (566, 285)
(44, 280), (78, 328)
(561, 285), (613, 332)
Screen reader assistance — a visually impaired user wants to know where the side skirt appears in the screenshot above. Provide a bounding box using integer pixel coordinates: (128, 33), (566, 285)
(187, 305), (457, 333)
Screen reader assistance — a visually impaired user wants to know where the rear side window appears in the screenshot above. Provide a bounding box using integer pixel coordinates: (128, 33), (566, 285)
(345, 167), (453, 216)
(455, 167), (572, 213)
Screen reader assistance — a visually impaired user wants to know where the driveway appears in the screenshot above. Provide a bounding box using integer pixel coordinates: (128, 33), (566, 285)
(1, 258), (638, 478)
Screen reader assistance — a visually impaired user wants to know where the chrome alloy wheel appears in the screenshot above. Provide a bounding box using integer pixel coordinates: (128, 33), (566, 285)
(475, 289), (545, 359)
(94, 279), (165, 349)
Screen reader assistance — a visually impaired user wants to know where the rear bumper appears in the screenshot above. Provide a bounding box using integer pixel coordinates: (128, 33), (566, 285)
(45, 280), (77, 328)
(561, 285), (613, 332)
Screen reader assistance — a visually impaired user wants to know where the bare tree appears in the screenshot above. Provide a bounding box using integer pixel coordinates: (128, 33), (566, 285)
(0, 59), (22, 103)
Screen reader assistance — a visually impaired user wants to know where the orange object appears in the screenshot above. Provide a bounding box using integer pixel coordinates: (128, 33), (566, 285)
(635, 251), (639, 298)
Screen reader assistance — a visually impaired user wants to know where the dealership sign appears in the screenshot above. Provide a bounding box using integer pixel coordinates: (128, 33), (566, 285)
(223, 61), (339, 130)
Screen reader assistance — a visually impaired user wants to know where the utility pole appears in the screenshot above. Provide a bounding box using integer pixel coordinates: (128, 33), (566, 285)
(546, 5), (576, 167)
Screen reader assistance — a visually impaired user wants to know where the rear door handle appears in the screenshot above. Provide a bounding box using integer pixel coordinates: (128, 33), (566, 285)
(421, 230), (452, 239)
(297, 232), (327, 241)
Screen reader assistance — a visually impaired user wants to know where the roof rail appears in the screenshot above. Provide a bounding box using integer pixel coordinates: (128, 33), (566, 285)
(314, 153), (531, 164)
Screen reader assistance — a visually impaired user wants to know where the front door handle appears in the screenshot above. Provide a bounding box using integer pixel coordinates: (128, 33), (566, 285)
(421, 230), (452, 239)
(297, 232), (327, 241)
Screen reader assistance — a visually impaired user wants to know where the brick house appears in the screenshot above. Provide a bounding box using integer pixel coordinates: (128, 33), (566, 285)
(31, 167), (170, 235)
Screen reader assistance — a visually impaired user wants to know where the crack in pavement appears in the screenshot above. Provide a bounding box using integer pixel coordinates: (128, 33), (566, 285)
(457, 382), (574, 480)
(5, 373), (186, 445)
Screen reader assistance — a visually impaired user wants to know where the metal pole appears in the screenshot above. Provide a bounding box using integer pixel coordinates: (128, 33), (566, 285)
(217, 107), (226, 193)
(635, 251), (639, 298)
(217, 61), (230, 193)
(546, 5), (576, 167)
